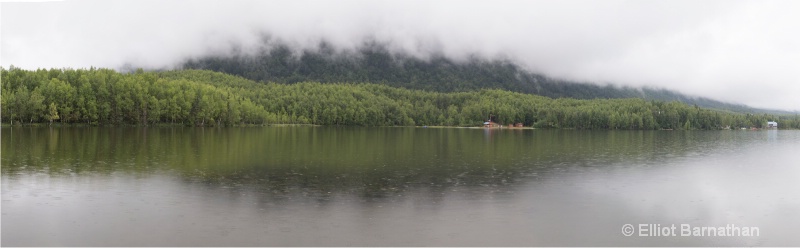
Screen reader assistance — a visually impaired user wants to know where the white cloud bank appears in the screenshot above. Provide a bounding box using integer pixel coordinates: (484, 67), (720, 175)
(2, 0), (799, 111)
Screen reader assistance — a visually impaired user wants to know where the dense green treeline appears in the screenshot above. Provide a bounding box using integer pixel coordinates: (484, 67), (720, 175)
(3, 67), (799, 129)
(180, 40), (787, 114)
(2, 67), (270, 126)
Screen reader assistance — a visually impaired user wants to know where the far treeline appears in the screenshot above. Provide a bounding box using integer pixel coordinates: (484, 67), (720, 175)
(2, 67), (798, 129)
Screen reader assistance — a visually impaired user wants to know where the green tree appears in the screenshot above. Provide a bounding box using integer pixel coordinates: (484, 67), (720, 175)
(47, 102), (60, 125)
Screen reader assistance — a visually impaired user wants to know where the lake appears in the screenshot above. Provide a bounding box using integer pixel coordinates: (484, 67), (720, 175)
(2, 126), (799, 246)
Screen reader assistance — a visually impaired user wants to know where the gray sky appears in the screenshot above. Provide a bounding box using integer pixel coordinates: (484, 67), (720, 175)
(2, 0), (799, 111)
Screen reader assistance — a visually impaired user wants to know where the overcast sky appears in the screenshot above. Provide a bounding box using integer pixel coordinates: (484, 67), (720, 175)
(2, 0), (798, 111)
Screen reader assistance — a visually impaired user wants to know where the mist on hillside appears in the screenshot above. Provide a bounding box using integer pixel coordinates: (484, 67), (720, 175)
(176, 37), (776, 114)
(2, 0), (799, 111)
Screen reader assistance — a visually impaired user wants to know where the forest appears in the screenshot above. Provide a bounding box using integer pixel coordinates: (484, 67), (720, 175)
(3, 67), (798, 129)
(180, 40), (788, 114)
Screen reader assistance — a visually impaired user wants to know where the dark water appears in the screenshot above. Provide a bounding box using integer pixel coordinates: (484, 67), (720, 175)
(2, 127), (799, 246)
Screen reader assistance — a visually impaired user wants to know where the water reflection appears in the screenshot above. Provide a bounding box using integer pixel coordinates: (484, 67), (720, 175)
(2, 127), (799, 246)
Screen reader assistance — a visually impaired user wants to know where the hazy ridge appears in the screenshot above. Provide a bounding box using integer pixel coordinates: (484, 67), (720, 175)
(177, 40), (792, 115)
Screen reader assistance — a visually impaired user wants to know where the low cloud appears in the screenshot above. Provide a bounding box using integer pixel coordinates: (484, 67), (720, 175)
(2, 0), (798, 111)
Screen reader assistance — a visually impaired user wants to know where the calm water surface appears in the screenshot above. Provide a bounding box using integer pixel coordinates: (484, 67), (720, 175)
(2, 127), (799, 246)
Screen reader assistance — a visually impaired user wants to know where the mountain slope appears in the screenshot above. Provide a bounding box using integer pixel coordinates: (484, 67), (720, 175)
(179, 40), (786, 114)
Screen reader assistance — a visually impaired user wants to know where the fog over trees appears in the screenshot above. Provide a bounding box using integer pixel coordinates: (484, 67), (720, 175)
(4, 1), (799, 111)
(180, 40), (781, 114)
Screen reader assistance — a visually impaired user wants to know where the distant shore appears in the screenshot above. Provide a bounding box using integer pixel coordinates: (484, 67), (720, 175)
(4, 123), (795, 131)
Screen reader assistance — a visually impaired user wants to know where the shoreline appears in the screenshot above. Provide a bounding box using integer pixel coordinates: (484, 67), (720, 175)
(1, 123), (792, 130)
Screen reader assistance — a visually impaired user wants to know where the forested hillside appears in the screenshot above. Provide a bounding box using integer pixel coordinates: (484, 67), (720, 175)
(180, 41), (780, 114)
(3, 67), (797, 129)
